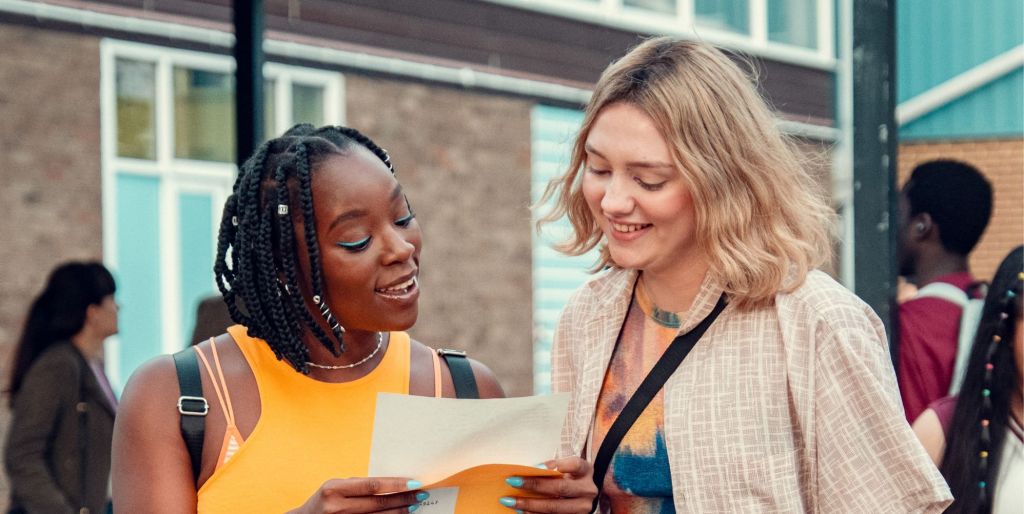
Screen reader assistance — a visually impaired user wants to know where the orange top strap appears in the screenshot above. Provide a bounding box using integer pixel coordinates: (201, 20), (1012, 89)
(194, 340), (244, 469)
(194, 342), (235, 426)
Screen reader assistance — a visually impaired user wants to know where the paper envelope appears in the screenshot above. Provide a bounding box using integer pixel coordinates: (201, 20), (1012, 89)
(369, 393), (571, 514)
(420, 463), (561, 513)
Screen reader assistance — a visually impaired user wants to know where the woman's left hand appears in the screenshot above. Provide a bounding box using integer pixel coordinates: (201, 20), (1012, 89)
(499, 456), (597, 513)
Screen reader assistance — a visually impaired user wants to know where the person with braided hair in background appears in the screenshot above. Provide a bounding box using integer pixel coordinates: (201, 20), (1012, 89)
(111, 124), (597, 513)
(912, 245), (1024, 514)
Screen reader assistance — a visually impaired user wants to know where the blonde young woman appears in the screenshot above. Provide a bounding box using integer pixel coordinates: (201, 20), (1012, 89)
(539, 37), (952, 512)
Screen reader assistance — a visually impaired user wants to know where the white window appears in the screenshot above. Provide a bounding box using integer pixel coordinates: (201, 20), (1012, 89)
(625, 0), (676, 15)
(768, 0), (819, 49)
(482, 0), (835, 67)
(100, 40), (343, 388)
(694, 0), (749, 34)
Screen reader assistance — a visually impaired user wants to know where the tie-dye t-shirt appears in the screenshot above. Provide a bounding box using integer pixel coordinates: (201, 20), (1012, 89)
(593, 282), (679, 514)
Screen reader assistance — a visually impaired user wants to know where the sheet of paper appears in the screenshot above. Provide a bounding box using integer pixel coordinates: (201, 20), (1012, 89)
(368, 393), (569, 484)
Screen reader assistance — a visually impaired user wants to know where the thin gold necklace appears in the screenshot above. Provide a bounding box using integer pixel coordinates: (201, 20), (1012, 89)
(306, 332), (383, 370)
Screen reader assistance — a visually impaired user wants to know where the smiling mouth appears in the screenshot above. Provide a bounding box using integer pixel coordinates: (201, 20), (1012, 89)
(611, 222), (651, 233)
(375, 276), (418, 298)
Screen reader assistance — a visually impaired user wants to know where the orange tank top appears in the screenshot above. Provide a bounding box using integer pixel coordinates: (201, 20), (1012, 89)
(196, 325), (412, 513)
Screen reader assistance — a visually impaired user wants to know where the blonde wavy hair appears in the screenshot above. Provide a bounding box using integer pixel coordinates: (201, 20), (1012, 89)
(537, 37), (835, 310)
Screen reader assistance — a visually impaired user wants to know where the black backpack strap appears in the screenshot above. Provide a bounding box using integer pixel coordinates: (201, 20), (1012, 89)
(437, 349), (479, 399)
(172, 348), (208, 484)
(591, 293), (728, 512)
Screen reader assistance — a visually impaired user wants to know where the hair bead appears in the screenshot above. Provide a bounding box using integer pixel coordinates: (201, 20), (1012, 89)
(938, 247), (1022, 513)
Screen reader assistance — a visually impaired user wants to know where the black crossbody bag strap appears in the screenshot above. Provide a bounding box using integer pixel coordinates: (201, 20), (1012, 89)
(437, 349), (480, 399)
(591, 294), (727, 512)
(172, 348), (209, 484)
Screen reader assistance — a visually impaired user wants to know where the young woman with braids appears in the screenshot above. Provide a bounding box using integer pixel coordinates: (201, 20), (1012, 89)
(111, 124), (596, 513)
(913, 245), (1023, 514)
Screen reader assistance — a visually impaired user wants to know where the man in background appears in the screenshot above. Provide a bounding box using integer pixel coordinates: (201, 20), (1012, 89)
(896, 159), (993, 422)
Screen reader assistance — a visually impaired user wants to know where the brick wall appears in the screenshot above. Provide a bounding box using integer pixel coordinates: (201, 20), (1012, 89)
(346, 76), (536, 396)
(898, 138), (1024, 281)
(0, 22), (103, 507)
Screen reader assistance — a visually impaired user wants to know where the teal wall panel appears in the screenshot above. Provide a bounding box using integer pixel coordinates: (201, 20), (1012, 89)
(531, 105), (594, 394)
(902, 69), (1024, 140)
(179, 192), (215, 349)
(115, 173), (162, 389)
(897, 0), (1023, 139)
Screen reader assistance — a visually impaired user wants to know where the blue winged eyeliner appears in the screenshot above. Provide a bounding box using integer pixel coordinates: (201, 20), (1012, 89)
(336, 236), (371, 251)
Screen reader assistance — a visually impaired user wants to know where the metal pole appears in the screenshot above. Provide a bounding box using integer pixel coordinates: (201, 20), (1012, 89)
(851, 0), (899, 364)
(234, 0), (264, 167)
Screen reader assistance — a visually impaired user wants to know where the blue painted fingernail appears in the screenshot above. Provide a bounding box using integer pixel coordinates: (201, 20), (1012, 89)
(505, 476), (524, 488)
(415, 492), (430, 502)
(516, 511), (523, 514)
(408, 505), (420, 513)
(407, 480), (422, 490)
(534, 463), (548, 469)
(499, 497), (517, 508)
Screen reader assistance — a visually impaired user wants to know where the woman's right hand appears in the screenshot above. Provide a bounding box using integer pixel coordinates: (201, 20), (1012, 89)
(288, 477), (428, 514)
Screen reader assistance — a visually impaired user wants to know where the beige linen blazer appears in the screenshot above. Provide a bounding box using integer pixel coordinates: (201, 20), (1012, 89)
(552, 267), (952, 513)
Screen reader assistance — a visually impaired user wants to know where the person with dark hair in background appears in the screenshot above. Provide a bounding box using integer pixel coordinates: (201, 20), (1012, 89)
(189, 295), (234, 346)
(898, 159), (993, 422)
(4, 261), (119, 514)
(112, 124), (597, 513)
(913, 245), (1023, 514)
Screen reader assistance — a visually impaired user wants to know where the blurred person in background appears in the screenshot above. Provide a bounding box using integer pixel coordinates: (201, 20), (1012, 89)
(188, 294), (234, 346)
(539, 37), (951, 512)
(897, 159), (993, 422)
(913, 245), (1023, 514)
(5, 261), (119, 514)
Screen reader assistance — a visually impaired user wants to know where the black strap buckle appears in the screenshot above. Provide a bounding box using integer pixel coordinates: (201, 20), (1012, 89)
(436, 348), (467, 357)
(177, 396), (209, 416)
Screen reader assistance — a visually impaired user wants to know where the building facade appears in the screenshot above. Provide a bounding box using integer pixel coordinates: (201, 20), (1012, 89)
(1, 0), (838, 391)
(0, 0), (839, 501)
(896, 0), (1024, 280)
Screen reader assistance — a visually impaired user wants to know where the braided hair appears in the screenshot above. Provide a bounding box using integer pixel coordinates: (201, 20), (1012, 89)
(214, 124), (396, 373)
(940, 245), (1023, 513)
